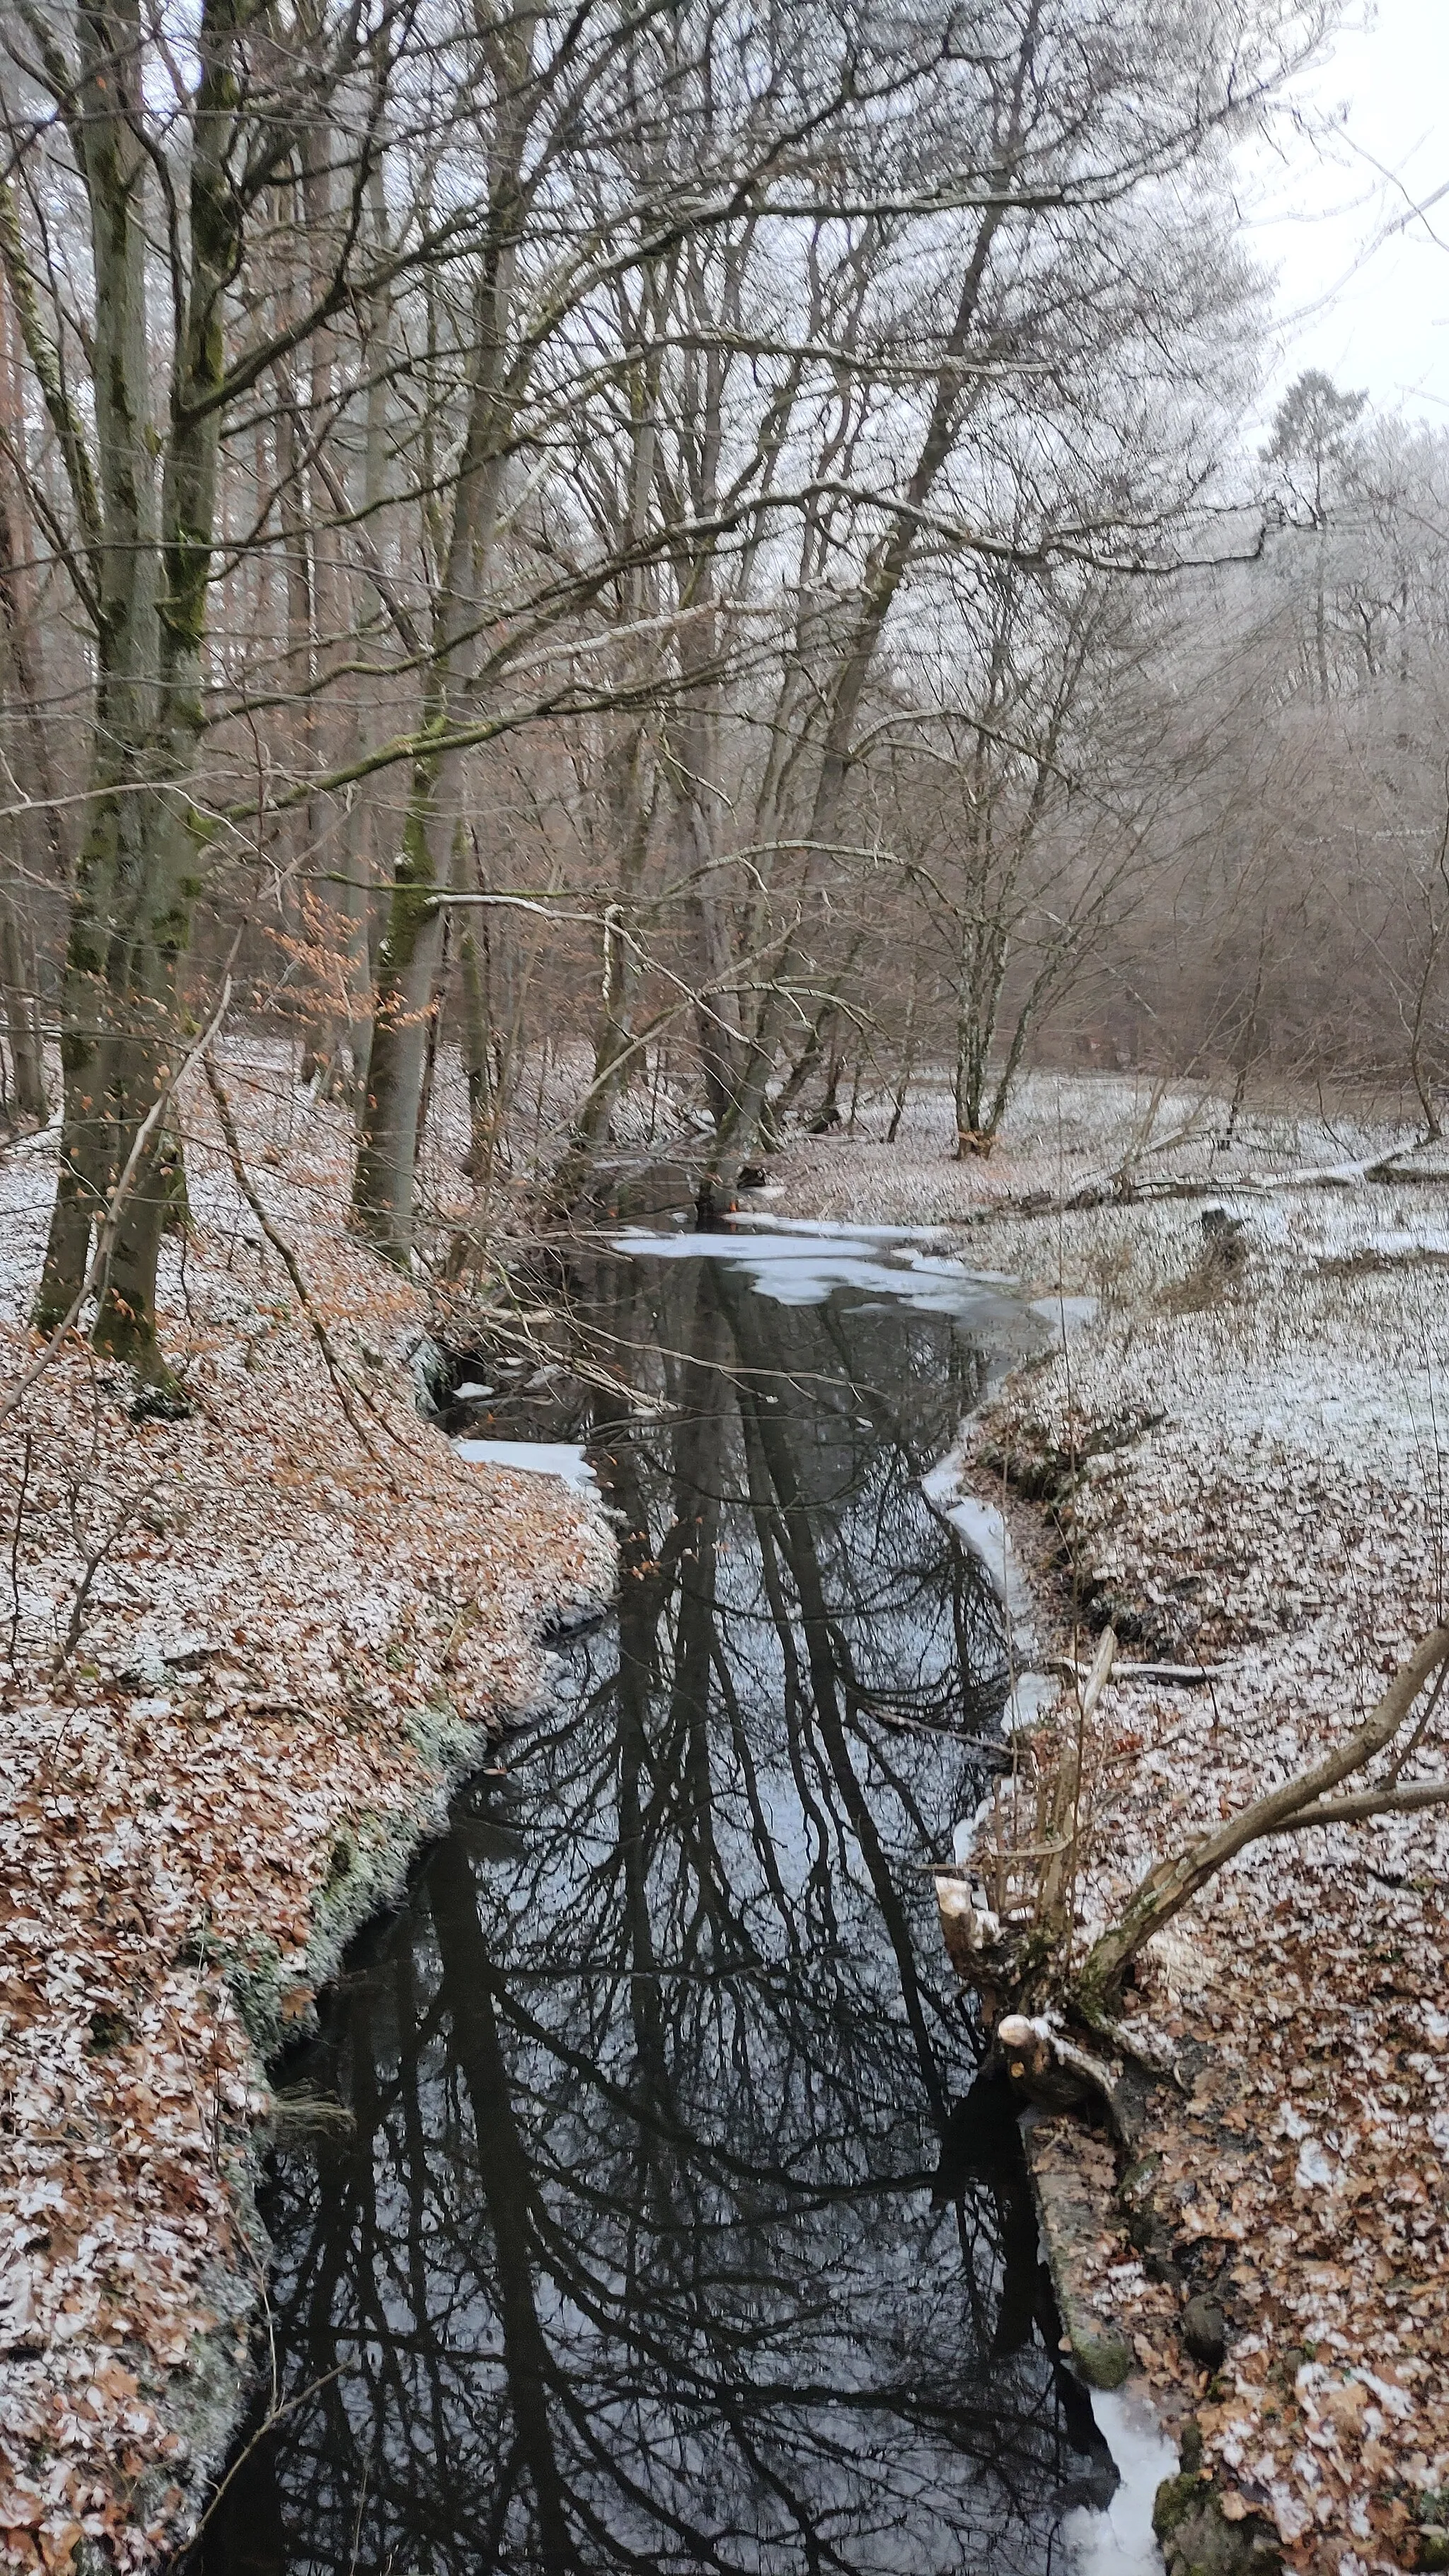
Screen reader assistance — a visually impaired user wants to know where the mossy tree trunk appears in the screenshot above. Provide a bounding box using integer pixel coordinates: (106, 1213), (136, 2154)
(10, 0), (362, 1386)
(26, 0), (247, 1383)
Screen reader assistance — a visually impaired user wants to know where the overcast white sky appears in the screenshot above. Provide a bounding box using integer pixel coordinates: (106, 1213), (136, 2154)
(1248, 0), (1449, 421)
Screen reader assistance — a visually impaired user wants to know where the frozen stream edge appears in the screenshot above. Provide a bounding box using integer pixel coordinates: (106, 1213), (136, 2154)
(1064, 2387), (1179, 2575)
(921, 1423), (1174, 2576)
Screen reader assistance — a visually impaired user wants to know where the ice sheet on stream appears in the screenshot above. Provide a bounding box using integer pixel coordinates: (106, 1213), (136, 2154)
(608, 1222), (1029, 1325)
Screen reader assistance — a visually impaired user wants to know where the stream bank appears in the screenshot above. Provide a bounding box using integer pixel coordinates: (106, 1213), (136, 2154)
(768, 1072), (1449, 2576)
(0, 1074), (613, 2570)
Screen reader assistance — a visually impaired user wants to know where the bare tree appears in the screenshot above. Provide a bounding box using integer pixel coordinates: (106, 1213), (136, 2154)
(5, 0), (391, 1380)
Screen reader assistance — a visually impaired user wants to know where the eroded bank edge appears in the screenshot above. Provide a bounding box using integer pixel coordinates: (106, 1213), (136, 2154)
(922, 1423), (1280, 2576)
(133, 1509), (618, 2569)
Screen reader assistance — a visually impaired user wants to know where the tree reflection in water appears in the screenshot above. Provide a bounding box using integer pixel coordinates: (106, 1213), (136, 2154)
(195, 1247), (1115, 2576)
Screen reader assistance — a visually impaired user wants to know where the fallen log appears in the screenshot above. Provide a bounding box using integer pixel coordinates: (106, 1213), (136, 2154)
(937, 1626), (1449, 2036)
(1073, 1623), (1449, 2014)
(937, 1137), (1449, 1233)
(1046, 1655), (1224, 1689)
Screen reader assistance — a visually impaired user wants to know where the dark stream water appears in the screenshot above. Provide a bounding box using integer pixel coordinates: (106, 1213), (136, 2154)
(194, 1227), (1119, 2576)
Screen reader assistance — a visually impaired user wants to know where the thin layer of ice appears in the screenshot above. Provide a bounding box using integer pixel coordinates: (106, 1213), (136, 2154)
(722, 1212), (945, 1242)
(1063, 2381), (1175, 2575)
(1002, 1670), (1061, 1735)
(455, 1439), (599, 1492)
(937, 1493), (1014, 1601)
(920, 1454), (1038, 1650)
(608, 1225), (1027, 1325)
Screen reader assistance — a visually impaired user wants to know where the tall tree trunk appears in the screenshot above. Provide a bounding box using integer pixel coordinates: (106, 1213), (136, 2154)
(458, 911), (497, 1181)
(561, 294), (668, 1195)
(954, 907), (1007, 1154)
(0, 897), (45, 1122)
(560, 719), (655, 1195)
(352, 215), (519, 1260)
(33, 0), (242, 1385)
(708, 160), (1018, 1188)
(296, 136), (350, 1090)
(337, 153), (398, 1094)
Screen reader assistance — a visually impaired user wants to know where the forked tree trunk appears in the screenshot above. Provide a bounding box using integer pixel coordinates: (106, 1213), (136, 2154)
(29, 0), (244, 1384)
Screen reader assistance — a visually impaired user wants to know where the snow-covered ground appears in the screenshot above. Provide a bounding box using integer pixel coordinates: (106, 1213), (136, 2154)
(778, 1072), (1449, 2576)
(0, 1055), (613, 2567)
(6, 1050), (1448, 2571)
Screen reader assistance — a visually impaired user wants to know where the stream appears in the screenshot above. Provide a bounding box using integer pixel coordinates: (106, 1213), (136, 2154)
(193, 1220), (1140, 2576)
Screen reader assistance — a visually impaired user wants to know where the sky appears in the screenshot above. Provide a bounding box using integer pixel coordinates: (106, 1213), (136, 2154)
(1248, 0), (1449, 421)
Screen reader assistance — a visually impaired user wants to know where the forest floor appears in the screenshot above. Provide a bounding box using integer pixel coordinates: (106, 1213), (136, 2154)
(771, 1071), (1449, 2576)
(0, 1051), (613, 2570)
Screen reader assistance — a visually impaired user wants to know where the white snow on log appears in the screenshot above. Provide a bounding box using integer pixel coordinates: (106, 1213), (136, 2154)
(454, 1439), (599, 1492)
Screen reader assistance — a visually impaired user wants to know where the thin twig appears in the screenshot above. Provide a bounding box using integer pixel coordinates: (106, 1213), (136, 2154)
(202, 1054), (400, 1488)
(6, 1427), (32, 1681)
(185, 2367), (343, 2545)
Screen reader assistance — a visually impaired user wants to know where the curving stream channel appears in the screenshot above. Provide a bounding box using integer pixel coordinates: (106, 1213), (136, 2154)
(193, 1220), (1137, 2576)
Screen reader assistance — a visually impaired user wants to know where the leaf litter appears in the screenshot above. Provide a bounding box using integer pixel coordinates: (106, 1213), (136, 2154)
(0, 1052), (613, 2567)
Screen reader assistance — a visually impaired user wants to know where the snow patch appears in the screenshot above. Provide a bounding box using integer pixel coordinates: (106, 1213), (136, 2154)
(1064, 2381), (1175, 2575)
(1027, 1292), (1099, 1335)
(1003, 1669), (1062, 1736)
(454, 1439), (599, 1493)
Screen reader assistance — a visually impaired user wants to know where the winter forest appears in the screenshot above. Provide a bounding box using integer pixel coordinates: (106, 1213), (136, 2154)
(1, 0), (1445, 1339)
(6, 3), (1449, 2574)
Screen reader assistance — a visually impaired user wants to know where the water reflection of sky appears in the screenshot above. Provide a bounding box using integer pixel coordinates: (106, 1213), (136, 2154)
(194, 1251), (1114, 2576)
